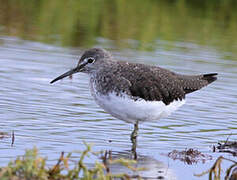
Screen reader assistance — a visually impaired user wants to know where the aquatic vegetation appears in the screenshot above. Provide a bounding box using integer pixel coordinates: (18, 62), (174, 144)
(195, 139), (237, 180)
(195, 156), (237, 180)
(167, 148), (212, 165)
(214, 140), (237, 156)
(0, 143), (140, 180)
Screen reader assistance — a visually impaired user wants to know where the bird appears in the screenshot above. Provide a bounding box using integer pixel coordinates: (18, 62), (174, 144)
(50, 48), (217, 145)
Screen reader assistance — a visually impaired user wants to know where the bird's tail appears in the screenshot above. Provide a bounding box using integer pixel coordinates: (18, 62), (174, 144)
(178, 73), (218, 94)
(202, 73), (218, 84)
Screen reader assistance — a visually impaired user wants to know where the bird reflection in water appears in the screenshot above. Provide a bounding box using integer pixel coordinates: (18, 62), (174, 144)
(100, 148), (177, 180)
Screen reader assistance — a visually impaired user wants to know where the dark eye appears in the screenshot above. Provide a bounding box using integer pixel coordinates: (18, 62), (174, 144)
(87, 58), (94, 64)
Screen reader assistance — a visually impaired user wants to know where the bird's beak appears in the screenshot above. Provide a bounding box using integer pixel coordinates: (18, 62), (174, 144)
(50, 67), (79, 84)
(50, 59), (88, 84)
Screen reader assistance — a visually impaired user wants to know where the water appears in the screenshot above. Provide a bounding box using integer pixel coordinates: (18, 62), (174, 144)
(1, 1), (237, 179)
(0, 36), (236, 179)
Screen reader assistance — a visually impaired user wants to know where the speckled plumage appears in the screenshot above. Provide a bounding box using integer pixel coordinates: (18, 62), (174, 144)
(80, 49), (217, 105)
(51, 48), (217, 123)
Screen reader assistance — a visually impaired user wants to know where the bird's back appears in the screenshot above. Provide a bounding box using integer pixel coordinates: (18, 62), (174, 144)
(92, 60), (217, 106)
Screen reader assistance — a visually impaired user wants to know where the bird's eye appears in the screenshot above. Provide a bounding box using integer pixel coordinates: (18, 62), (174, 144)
(87, 58), (94, 64)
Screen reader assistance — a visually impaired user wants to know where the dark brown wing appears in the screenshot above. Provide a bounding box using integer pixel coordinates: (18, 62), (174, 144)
(99, 61), (217, 105)
(120, 63), (186, 105)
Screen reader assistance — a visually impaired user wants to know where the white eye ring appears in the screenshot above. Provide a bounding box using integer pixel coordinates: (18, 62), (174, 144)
(87, 57), (95, 64)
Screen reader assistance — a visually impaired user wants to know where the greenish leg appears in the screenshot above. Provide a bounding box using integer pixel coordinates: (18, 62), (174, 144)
(130, 121), (139, 142)
(130, 121), (139, 159)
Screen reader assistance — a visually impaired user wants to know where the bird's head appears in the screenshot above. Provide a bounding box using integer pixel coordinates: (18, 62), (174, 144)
(50, 48), (111, 84)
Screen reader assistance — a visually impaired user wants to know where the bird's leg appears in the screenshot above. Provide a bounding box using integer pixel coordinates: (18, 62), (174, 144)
(130, 121), (138, 159)
(130, 121), (139, 142)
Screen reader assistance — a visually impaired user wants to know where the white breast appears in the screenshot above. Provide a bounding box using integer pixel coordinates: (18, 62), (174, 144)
(90, 82), (185, 123)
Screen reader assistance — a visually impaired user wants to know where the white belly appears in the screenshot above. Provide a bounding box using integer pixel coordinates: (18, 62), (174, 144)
(91, 91), (185, 124)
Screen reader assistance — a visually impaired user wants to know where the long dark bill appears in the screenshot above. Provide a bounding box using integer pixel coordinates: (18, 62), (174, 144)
(50, 67), (79, 84)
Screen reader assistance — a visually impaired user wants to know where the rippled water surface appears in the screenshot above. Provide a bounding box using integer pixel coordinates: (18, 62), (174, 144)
(0, 35), (236, 179)
(1, 1), (237, 179)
